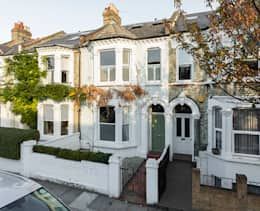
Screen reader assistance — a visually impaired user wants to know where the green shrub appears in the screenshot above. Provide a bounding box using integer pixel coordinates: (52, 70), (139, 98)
(33, 145), (60, 156)
(0, 127), (40, 160)
(32, 145), (111, 164)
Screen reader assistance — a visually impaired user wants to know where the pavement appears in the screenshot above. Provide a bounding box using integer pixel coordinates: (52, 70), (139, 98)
(35, 179), (166, 211)
(159, 160), (192, 211)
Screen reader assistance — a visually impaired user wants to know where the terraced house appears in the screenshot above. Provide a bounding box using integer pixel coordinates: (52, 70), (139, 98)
(0, 3), (260, 194)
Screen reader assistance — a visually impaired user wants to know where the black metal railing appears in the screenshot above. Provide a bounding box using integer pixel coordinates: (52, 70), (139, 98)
(158, 146), (170, 199)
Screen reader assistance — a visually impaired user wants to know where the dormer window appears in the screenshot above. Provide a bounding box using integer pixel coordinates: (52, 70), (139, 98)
(177, 48), (193, 81)
(147, 48), (161, 81)
(123, 49), (130, 81)
(100, 50), (116, 82)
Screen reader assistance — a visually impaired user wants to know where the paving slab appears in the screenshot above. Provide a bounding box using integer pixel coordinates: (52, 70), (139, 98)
(69, 192), (98, 210)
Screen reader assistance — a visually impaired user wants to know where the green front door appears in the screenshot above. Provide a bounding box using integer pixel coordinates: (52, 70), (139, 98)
(151, 113), (165, 152)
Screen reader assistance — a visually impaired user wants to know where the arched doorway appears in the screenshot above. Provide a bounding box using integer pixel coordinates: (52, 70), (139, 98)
(173, 104), (193, 155)
(149, 104), (165, 152)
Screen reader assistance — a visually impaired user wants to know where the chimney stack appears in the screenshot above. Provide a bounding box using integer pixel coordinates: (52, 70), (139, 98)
(11, 22), (32, 43)
(103, 3), (121, 25)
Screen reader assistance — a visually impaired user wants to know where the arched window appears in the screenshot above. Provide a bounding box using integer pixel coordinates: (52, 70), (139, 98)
(175, 104), (192, 114)
(150, 104), (164, 113)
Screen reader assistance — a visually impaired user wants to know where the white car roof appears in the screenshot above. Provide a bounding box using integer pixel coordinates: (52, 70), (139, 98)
(0, 171), (41, 208)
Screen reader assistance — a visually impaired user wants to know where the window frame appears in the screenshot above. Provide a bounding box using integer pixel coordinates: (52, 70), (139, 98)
(232, 108), (260, 156)
(176, 47), (194, 83)
(99, 49), (116, 82)
(122, 49), (131, 82)
(60, 104), (69, 136)
(45, 55), (55, 83)
(99, 106), (116, 142)
(147, 47), (161, 82)
(43, 104), (54, 136)
(213, 107), (223, 150)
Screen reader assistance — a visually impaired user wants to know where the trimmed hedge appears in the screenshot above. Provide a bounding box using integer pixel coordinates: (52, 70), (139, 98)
(0, 127), (40, 160)
(33, 145), (111, 164)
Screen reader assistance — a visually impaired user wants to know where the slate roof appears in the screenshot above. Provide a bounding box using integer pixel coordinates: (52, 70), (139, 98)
(0, 11), (212, 55)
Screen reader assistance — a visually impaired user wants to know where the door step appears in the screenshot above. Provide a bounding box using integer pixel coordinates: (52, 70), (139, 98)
(173, 153), (192, 162)
(147, 151), (162, 159)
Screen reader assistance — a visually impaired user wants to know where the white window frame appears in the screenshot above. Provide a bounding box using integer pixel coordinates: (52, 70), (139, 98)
(99, 49), (116, 82)
(176, 47), (194, 83)
(147, 47), (161, 82)
(99, 106), (116, 142)
(43, 104), (54, 136)
(61, 55), (70, 84)
(122, 49), (131, 82)
(46, 55), (55, 83)
(232, 109), (260, 156)
(213, 107), (222, 150)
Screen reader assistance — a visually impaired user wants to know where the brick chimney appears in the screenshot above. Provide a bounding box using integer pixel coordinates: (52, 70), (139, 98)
(11, 22), (32, 43)
(103, 3), (121, 25)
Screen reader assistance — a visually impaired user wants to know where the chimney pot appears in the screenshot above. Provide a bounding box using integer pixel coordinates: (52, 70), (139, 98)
(11, 22), (32, 43)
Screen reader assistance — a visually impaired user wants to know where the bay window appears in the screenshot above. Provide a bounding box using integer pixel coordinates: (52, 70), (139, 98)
(233, 109), (260, 155)
(61, 104), (69, 136)
(214, 107), (222, 150)
(44, 105), (54, 135)
(100, 107), (115, 141)
(123, 49), (130, 81)
(147, 48), (161, 81)
(100, 50), (116, 82)
(177, 48), (193, 81)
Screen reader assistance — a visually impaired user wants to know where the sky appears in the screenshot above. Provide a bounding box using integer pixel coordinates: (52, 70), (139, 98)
(0, 0), (215, 42)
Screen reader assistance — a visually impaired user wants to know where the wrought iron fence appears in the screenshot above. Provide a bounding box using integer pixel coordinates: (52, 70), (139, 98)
(158, 146), (170, 199)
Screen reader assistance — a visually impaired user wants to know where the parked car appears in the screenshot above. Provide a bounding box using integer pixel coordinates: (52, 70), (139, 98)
(0, 170), (70, 211)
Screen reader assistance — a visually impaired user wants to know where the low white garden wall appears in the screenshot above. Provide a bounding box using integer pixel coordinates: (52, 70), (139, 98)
(0, 140), (122, 197)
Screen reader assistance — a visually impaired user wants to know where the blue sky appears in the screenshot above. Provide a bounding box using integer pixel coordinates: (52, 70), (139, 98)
(0, 0), (215, 42)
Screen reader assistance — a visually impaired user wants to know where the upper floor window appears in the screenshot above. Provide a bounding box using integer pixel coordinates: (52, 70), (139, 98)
(100, 50), (116, 82)
(100, 107), (115, 141)
(61, 104), (69, 136)
(147, 48), (161, 81)
(177, 48), (193, 81)
(123, 49), (130, 81)
(233, 109), (260, 155)
(46, 56), (54, 83)
(61, 56), (70, 83)
(214, 107), (222, 150)
(43, 104), (54, 135)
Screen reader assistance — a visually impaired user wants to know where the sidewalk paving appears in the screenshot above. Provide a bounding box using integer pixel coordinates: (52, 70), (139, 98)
(35, 179), (166, 211)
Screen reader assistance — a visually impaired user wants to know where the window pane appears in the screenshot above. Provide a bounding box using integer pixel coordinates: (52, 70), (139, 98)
(123, 66), (129, 81)
(100, 67), (108, 82)
(44, 105), (54, 121)
(155, 66), (161, 80)
(44, 121), (53, 135)
(175, 104), (192, 114)
(176, 118), (182, 137)
(235, 134), (259, 155)
(100, 50), (115, 66)
(179, 65), (191, 80)
(61, 121), (68, 135)
(216, 131), (222, 149)
(148, 66), (154, 81)
(100, 107), (115, 123)
(185, 118), (190, 138)
(123, 49), (130, 65)
(148, 48), (160, 64)
(100, 124), (115, 141)
(47, 56), (54, 70)
(61, 71), (68, 83)
(123, 124), (129, 142)
(215, 108), (222, 129)
(61, 104), (69, 121)
(109, 67), (116, 81)
(61, 56), (70, 70)
(178, 48), (192, 64)
(233, 109), (260, 131)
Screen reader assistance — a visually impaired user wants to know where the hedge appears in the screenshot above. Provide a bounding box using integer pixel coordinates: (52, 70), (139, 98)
(33, 145), (111, 164)
(0, 127), (40, 160)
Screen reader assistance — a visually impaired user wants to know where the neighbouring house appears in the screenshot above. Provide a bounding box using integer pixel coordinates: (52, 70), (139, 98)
(0, 3), (260, 194)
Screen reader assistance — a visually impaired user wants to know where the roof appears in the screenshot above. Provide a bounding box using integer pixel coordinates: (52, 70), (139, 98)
(0, 170), (41, 208)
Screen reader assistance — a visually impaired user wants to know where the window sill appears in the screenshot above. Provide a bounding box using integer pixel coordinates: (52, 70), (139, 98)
(145, 81), (162, 86)
(94, 140), (137, 149)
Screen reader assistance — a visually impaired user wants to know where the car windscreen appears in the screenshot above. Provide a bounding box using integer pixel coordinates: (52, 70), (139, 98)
(0, 187), (70, 211)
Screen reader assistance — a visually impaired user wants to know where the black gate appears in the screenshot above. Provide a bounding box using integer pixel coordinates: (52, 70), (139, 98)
(158, 146), (170, 199)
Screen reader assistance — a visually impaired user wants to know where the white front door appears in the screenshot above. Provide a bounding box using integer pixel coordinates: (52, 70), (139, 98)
(173, 114), (193, 155)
